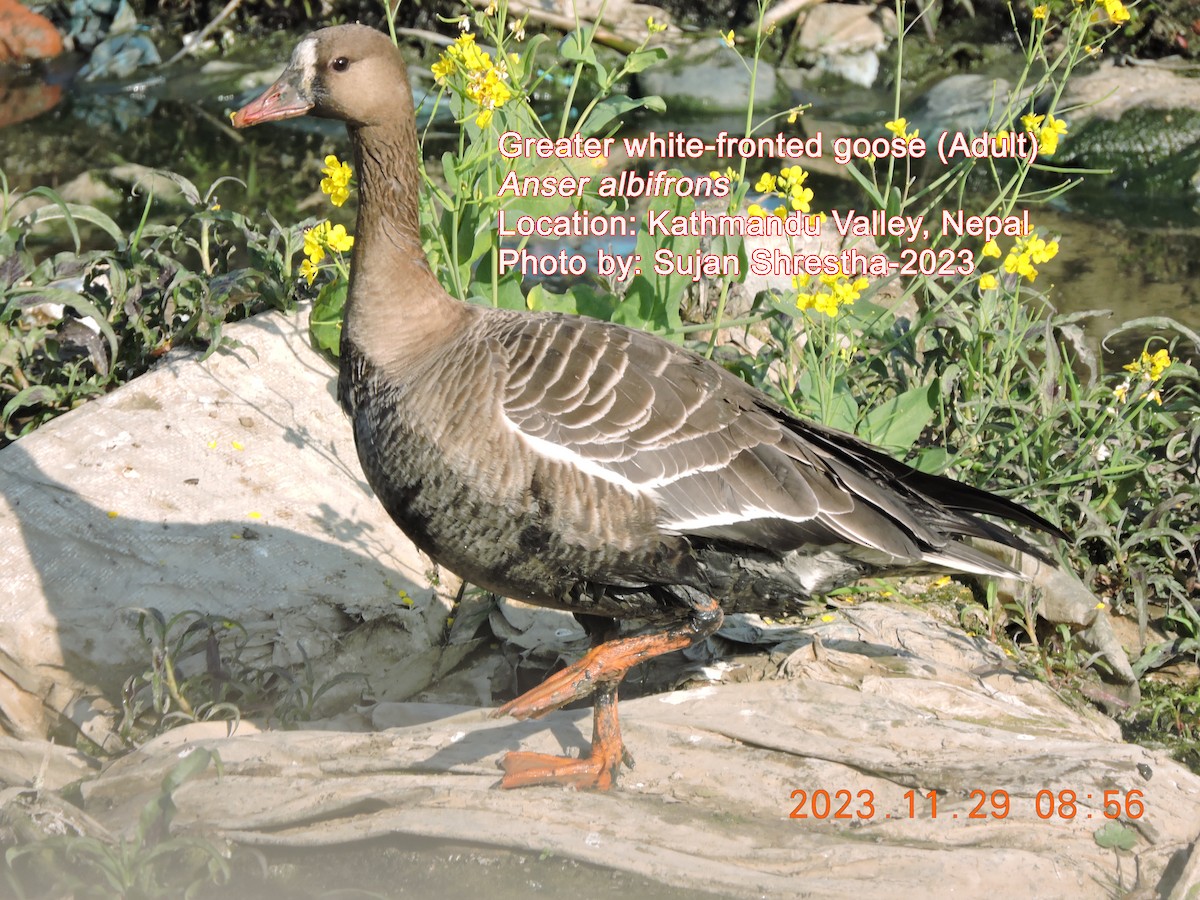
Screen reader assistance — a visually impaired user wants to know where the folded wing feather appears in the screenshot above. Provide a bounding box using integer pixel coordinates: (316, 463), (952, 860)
(493, 313), (1046, 575)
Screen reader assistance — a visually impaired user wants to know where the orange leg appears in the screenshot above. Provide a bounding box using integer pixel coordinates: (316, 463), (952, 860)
(496, 594), (723, 790)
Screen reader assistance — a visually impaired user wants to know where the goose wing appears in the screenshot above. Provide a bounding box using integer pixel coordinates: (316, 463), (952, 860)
(493, 313), (1041, 569)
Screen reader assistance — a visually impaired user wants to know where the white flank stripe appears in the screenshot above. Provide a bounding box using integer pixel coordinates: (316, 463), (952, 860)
(502, 413), (737, 492)
(507, 420), (649, 494)
(661, 508), (812, 532)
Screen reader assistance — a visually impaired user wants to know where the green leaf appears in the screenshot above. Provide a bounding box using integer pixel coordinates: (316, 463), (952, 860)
(3, 384), (57, 425)
(858, 382), (937, 455)
(310, 279), (347, 358)
(22, 193), (124, 247)
(619, 184), (698, 337)
(560, 30), (607, 83)
(622, 47), (667, 74)
(581, 96), (661, 137)
(1093, 822), (1137, 851)
(441, 151), (459, 195)
(470, 270), (526, 311)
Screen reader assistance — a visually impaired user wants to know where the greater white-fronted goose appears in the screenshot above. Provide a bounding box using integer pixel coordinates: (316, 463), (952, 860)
(233, 25), (1065, 791)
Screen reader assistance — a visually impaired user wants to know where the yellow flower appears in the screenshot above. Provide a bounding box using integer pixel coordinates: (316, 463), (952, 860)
(979, 273), (998, 291)
(459, 35), (491, 71)
(722, 29), (736, 48)
(1027, 236), (1059, 264)
(320, 154), (353, 207)
(304, 225), (327, 265)
(982, 239), (1001, 258)
(1123, 349), (1172, 382)
(1037, 114), (1068, 156)
(1147, 389), (1163, 405)
(1103, 0), (1130, 24)
(884, 117), (918, 141)
(1033, 4), (1048, 18)
(1021, 112), (1045, 133)
(304, 220), (354, 269)
(465, 66), (513, 127)
(300, 258), (320, 285)
(431, 56), (456, 84)
(646, 15), (668, 34)
(794, 265), (865, 317)
(778, 165), (807, 188)
(747, 203), (768, 218)
(755, 172), (777, 192)
(789, 184), (814, 212)
(326, 223), (354, 253)
(1111, 383), (1128, 403)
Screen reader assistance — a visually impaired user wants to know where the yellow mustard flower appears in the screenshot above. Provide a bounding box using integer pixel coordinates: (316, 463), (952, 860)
(979, 273), (999, 291)
(431, 56), (456, 84)
(789, 184), (814, 212)
(320, 154), (353, 207)
(646, 15), (668, 34)
(1033, 4), (1048, 18)
(885, 117), (918, 141)
(304, 226), (327, 265)
(1124, 349), (1172, 382)
(982, 239), (1001, 258)
(1000, 231), (1058, 282)
(722, 29), (736, 48)
(329, 226), (353, 253)
(304, 221), (354, 275)
(1021, 112), (1045, 133)
(755, 172), (777, 192)
(793, 267), (866, 317)
(300, 258), (320, 286)
(1103, 0), (1130, 24)
(1037, 114), (1068, 156)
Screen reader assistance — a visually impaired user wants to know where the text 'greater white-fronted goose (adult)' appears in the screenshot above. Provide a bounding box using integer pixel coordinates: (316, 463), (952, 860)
(233, 25), (1065, 791)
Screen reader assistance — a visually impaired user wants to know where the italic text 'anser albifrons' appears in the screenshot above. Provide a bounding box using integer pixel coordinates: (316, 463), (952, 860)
(232, 25), (1065, 791)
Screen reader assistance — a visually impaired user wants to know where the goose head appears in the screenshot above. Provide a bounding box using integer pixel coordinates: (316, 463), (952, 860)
(231, 25), (411, 129)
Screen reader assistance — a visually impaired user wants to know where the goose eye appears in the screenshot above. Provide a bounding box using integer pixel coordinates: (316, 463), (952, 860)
(331, 56), (350, 72)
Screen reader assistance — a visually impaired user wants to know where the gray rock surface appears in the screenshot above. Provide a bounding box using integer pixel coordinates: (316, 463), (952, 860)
(4, 605), (1196, 897)
(0, 308), (461, 744)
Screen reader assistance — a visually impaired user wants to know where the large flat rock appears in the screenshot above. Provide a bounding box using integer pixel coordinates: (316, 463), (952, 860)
(54, 605), (1200, 898)
(0, 308), (461, 743)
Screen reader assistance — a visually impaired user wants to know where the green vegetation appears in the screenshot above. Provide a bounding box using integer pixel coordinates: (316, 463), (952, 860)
(117, 608), (367, 746)
(0, 171), (299, 443)
(4, 749), (229, 899)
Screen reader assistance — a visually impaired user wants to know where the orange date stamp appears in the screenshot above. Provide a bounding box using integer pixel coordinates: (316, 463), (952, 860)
(787, 788), (1146, 821)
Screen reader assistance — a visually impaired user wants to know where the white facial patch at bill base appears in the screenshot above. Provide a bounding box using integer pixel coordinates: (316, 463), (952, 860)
(292, 36), (319, 91)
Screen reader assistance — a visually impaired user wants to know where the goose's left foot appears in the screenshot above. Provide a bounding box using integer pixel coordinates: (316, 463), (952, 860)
(496, 595), (722, 790)
(499, 683), (627, 790)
